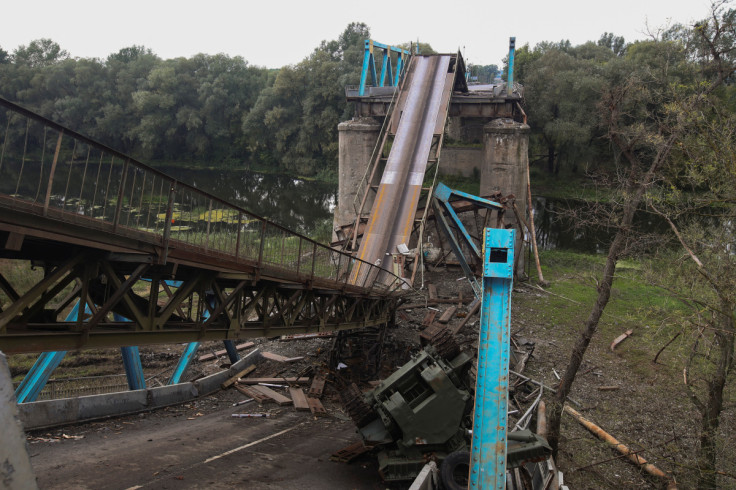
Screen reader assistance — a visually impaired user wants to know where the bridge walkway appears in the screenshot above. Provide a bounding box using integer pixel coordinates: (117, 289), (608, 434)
(0, 97), (402, 354)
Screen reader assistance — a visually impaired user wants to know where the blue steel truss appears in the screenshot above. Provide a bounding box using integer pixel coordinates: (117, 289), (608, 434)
(359, 40), (411, 96)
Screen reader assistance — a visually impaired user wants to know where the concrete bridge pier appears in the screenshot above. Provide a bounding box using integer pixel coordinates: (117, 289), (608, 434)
(334, 117), (382, 240)
(481, 118), (530, 276)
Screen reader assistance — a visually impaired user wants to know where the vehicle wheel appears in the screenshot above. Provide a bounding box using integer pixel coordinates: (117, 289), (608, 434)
(440, 450), (470, 490)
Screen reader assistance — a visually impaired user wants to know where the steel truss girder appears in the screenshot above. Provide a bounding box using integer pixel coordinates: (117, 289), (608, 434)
(0, 252), (397, 354)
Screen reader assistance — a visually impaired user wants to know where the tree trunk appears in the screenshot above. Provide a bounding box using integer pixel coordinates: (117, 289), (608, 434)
(697, 299), (735, 489)
(546, 229), (625, 454)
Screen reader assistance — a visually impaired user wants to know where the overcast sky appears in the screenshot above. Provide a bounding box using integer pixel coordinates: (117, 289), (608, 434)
(3, 0), (717, 68)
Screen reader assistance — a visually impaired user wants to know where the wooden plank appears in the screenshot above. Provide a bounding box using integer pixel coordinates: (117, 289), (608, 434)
(198, 342), (255, 362)
(221, 364), (256, 389)
(289, 387), (310, 411)
(261, 351), (293, 363)
(235, 385), (269, 404)
(250, 385), (292, 406)
(428, 283), (437, 300)
(308, 374), (326, 399)
(238, 377), (311, 385)
(438, 305), (457, 324)
(450, 300), (480, 335)
(307, 397), (328, 417)
(422, 310), (437, 327)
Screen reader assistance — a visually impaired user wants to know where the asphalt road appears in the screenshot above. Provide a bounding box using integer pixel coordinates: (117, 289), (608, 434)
(28, 394), (386, 489)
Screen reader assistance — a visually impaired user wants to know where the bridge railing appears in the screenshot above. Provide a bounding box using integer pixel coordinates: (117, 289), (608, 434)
(0, 97), (402, 295)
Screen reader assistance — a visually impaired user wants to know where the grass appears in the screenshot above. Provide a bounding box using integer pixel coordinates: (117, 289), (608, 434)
(520, 249), (692, 378)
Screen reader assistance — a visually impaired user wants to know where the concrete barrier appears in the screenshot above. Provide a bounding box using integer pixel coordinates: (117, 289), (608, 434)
(194, 348), (262, 396)
(18, 348), (263, 430)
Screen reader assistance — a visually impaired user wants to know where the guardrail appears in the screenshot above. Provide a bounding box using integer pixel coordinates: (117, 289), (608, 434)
(0, 97), (403, 295)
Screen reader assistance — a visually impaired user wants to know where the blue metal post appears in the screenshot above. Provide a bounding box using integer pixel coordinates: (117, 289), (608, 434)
(507, 37), (516, 95)
(469, 228), (515, 489)
(14, 299), (91, 402)
(114, 313), (146, 390)
(168, 342), (200, 384)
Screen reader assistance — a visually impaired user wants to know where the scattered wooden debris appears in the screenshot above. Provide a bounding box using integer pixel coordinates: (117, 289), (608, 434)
(221, 364), (256, 389)
(261, 352), (294, 363)
(289, 387), (310, 411)
(235, 385), (269, 404)
(438, 306), (457, 324)
(308, 374), (326, 399)
(250, 385), (292, 406)
(610, 329), (634, 352)
(198, 342), (255, 362)
(597, 386), (620, 391)
(422, 310), (438, 326)
(564, 405), (675, 486)
(428, 283), (438, 300)
(330, 441), (371, 462)
(279, 331), (336, 341)
(450, 300), (480, 335)
(238, 377), (310, 385)
(397, 311), (410, 322)
(307, 397), (328, 417)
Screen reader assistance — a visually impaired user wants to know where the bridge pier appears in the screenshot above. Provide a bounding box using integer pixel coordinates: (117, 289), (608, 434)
(481, 119), (530, 276)
(334, 117), (381, 240)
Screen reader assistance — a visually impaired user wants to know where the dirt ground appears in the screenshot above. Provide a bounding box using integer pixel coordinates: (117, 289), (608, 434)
(18, 266), (735, 489)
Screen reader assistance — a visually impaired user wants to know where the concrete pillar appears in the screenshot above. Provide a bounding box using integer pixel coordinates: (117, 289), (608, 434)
(334, 117), (382, 239)
(0, 351), (38, 489)
(481, 118), (530, 276)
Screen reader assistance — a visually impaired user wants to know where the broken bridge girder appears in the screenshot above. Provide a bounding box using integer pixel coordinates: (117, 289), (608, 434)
(0, 252), (397, 354)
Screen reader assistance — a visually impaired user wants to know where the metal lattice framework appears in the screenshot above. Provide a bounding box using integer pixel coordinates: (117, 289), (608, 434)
(0, 97), (403, 354)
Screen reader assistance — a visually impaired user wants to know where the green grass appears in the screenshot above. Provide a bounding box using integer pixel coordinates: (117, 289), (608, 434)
(523, 249), (691, 376)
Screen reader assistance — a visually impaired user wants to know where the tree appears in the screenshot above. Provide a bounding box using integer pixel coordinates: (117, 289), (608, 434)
(545, 4), (736, 473)
(13, 39), (69, 67)
(597, 32), (627, 56)
(0, 46), (9, 64)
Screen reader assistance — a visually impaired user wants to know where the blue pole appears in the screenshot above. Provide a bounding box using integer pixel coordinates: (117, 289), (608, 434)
(14, 299), (91, 402)
(168, 342), (200, 385)
(507, 37), (516, 95)
(114, 313), (146, 390)
(469, 228), (515, 489)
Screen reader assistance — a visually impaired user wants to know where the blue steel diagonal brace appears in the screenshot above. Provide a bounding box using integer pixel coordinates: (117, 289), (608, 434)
(432, 182), (504, 298)
(13, 300), (90, 402)
(470, 228), (515, 489)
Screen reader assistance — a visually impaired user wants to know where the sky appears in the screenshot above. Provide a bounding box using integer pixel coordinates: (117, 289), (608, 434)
(3, 0), (718, 69)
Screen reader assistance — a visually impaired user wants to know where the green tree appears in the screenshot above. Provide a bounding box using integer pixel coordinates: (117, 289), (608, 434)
(13, 39), (69, 67)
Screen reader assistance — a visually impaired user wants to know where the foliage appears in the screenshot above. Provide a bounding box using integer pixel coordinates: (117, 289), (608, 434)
(0, 23), (386, 178)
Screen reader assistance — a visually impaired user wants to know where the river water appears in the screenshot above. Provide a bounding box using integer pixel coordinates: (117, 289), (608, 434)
(159, 167), (665, 253)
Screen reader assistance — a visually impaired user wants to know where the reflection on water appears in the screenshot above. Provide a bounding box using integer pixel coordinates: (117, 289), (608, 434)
(159, 167), (337, 236)
(533, 197), (668, 253)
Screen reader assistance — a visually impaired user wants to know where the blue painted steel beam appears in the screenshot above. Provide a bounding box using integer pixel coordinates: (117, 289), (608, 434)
(469, 228), (515, 489)
(14, 300), (91, 402)
(359, 39), (411, 96)
(113, 313), (146, 390)
(507, 37), (516, 94)
(168, 342), (200, 384)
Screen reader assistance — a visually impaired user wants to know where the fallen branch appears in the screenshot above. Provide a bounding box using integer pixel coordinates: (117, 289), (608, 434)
(653, 332), (681, 364)
(610, 329), (634, 352)
(564, 405), (676, 487)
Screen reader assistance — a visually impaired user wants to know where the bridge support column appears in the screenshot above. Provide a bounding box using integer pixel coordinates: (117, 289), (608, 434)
(481, 119), (530, 277)
(334, 117), (382, 240)
(0, 351), (38, 489)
